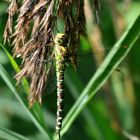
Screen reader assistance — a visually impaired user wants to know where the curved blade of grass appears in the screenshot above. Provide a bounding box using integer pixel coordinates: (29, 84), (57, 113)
(64, 69), (105, 140)
(0, 44), (51, 138)
(0, 44), (29, 92)
(0, 64), (52, 140)
(61, 15), (140, 137)
(0, 126), (30, 140)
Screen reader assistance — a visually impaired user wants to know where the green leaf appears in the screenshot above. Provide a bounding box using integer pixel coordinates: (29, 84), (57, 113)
(64, 69), (105, 140)
(0, 44), (29, 93)
(0, 64), (52, 140)
(61, 14), (140, 137)
(0, 126), (30, 140)
(0, 44), (52, 139)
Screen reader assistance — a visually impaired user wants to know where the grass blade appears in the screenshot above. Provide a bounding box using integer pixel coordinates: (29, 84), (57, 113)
(0, 44), (29, 92)
(0, 64), (52, 140)
(0, 44), (52, 139)
(64, 69), (105, 139)
(0, 126), (30, 140)
(61, 14), (140, 137)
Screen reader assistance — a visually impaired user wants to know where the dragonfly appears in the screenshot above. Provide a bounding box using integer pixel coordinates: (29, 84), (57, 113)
(46, 34), (125, 138)
(18, 33), (124, 139)
(43, 42), (124, 93)
(48, 33), (75, 138)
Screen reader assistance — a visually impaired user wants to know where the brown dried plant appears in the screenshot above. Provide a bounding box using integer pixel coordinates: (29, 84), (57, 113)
(4, 0), (99, 107)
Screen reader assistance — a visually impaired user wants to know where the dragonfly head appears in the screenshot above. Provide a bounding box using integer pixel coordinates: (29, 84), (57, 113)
(54, 33), (68, 46)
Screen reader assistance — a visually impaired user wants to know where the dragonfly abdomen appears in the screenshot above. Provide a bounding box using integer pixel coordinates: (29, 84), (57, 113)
(54, 33), (69, 138)
(55, 60), (65, 136)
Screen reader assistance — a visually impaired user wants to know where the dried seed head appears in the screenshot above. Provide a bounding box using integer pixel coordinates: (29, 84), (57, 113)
(4, 0), (18, 43)
(4, 0), (86, 106)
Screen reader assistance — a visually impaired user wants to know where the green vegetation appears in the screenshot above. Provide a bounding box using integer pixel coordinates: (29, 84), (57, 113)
(0, 0), (140, 140)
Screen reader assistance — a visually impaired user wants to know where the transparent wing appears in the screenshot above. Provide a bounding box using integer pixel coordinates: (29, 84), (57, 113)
(45, 65), (57, 95)
(76, 48), (125, 85)
(77, 46), (124, 69)
(42, 47), (125, 97)
(42, 61), (57, 97)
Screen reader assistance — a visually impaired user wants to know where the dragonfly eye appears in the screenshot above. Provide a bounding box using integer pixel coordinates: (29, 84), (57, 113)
(54, 33), (68, 46)
(58, 39), (63, 44)
(61, 34), (65, 38)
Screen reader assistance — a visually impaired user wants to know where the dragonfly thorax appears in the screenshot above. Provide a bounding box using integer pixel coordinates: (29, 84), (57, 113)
(54, 33), (68, 46)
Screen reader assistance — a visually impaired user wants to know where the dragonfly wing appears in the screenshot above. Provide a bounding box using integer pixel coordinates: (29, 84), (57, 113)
(77, 51), (125, 85)
(43, 64), (57, 96)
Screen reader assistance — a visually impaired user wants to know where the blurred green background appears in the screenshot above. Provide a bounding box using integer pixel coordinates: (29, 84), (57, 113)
(0, 0), (140, 140)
